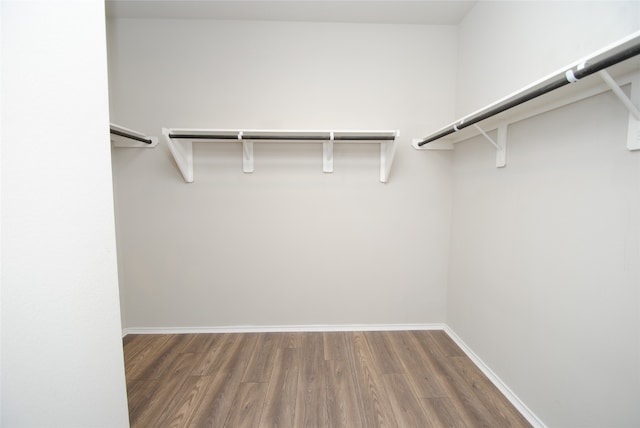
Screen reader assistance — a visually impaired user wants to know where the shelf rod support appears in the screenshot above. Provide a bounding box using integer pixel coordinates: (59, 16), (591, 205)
(472, 123), (507, 167)
(473, 124), (500, 150)
(598, 70), (640, 120)
(496, 122), (508, 167)
(162, 128), (194, 182)
(240, 132), (255, 173)
(380, 140), (397, 183)
(323, 132), (334, 173)
(598, 70), (640, 151)
(380, 134), (399, 182)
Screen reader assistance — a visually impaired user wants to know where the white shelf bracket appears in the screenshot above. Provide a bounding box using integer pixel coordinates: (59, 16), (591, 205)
(323, 132), (334, 173)
(473, 123), (507, 168)
(496, 123), (508, 168)
(240, 132), (255, 173)
(380, 135), (398, 183)
(598, 70), (640, 150)
(242, 141), (254, 173)
(162, 128), (194, 182)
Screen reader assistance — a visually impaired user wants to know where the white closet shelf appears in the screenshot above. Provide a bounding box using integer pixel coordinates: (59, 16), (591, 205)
(162, 128), (399, 183)
(413, 30), (640, 167)
(110, 123), (158, 148)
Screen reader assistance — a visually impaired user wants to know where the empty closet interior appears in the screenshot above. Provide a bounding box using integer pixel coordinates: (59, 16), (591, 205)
(105, 2), (640, 427)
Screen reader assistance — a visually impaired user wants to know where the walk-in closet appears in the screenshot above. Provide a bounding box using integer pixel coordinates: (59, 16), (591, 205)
(2, 1), (639, 427)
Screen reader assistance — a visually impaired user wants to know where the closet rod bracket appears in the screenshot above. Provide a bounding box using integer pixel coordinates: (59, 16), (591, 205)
(241, 132), (255, 173)
(162, 128), (194, 182)
(380, 139), (397, 183)
(598, 70), (640, 150)
(323, 132), (334, 173)
(473, 123), (507, 167)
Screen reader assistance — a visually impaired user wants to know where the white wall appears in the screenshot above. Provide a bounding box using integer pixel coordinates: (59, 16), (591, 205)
(449, 2), (640, 427)
(107, 19), (456, 329)
(1, 1), (130, 426)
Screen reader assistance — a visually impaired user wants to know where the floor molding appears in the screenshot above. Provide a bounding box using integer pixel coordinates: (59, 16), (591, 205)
(443, 325), (547, 428)
(122, 323), (444, 336)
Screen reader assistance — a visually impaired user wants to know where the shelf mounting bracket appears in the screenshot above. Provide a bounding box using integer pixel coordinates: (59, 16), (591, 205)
(323, 132), (334, 173)
(240, 132), (255, 173)
(162, 128), (194, 182)
(380, 139), (398, 183)
(473, 123), (507, 167)
(598, 70), (640, 150)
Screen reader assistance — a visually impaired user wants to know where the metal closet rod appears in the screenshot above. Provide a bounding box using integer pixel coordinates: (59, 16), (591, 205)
(168, 133), (396, 141)
(417, 40), (640, 147)
(110, 127), (153, 144)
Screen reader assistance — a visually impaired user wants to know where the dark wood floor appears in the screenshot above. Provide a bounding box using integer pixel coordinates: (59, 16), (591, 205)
(123, 330), (532, 427)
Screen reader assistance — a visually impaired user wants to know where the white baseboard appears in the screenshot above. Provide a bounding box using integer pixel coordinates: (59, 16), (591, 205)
(122, 323), (444, 336)
(443, 325), (547, 428)
(121, 322), (544, 427)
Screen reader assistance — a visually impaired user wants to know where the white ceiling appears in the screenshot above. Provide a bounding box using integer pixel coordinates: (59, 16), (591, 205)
(105, 0), (477, 25)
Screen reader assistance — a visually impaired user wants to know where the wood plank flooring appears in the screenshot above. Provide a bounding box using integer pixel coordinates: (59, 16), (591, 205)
(123, 330), (532, 428)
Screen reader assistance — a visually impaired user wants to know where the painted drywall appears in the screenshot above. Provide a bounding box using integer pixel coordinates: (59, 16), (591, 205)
(1, 1), (130, 426)
(107, 19), (456, 329)
(449, 2), (640, 427)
